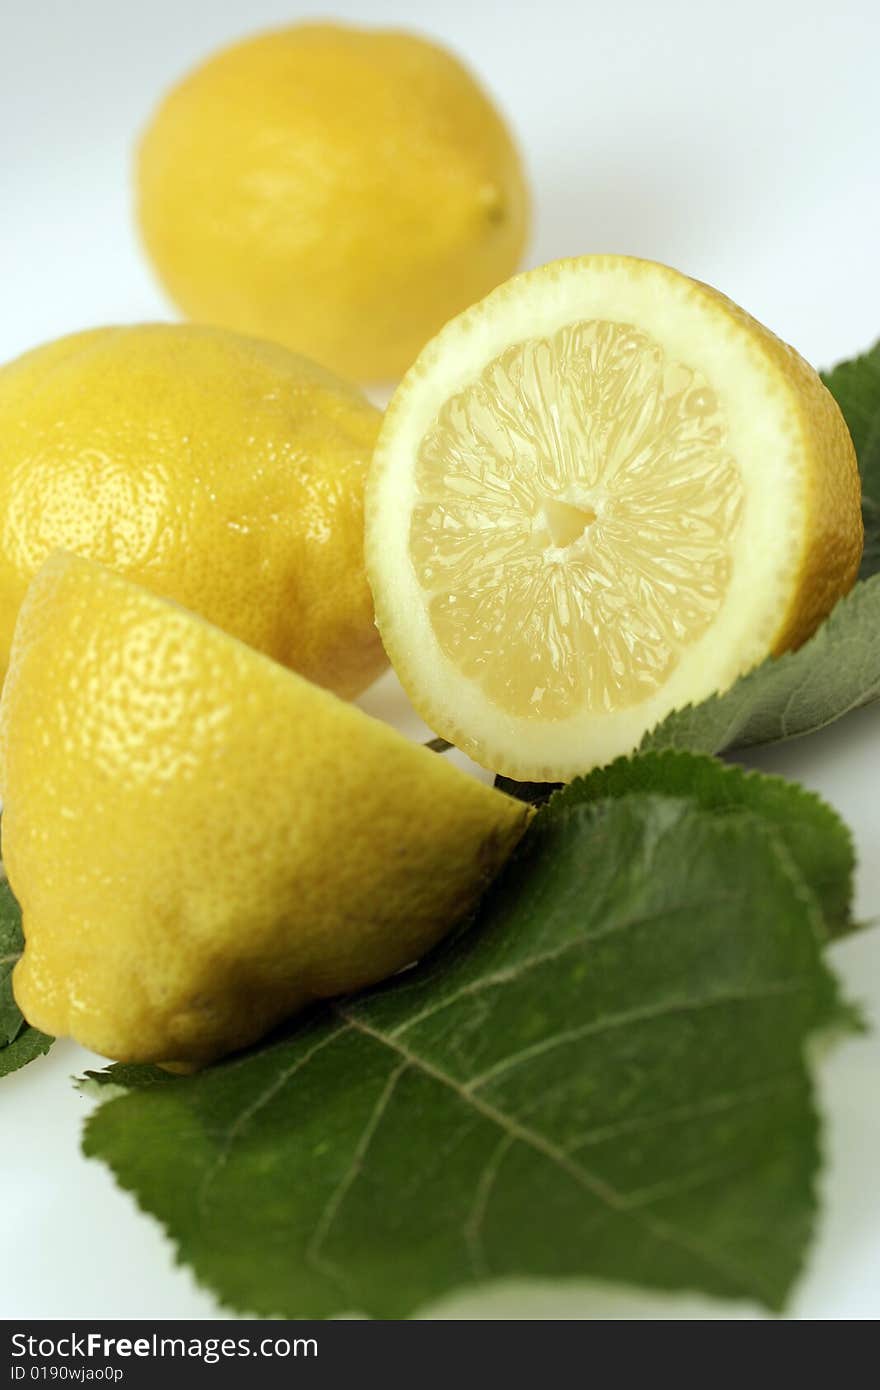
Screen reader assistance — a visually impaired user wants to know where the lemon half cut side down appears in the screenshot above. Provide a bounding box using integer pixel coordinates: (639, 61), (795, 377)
(366, 256), (863, 782)
(0, 554), (530, 1068)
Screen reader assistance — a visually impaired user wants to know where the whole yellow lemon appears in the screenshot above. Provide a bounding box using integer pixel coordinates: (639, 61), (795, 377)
(136, 23), (529, 381)
(0, 323), (387, 697)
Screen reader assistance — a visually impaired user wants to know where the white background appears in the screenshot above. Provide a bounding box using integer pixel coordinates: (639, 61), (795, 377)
(1, 0), (878, 1320)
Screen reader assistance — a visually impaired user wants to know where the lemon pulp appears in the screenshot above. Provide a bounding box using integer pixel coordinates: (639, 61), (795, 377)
(410, 320), (744, 719)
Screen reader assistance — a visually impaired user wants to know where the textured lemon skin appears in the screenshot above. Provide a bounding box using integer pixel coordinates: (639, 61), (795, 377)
(137, 23), (529, 382)
(0, 323), (387, 698)
(0, 555), (529, 1067)
(366, 256), (863, 780)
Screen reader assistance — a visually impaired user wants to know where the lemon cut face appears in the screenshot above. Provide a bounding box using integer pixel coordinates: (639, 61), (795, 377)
(412, 319), (744, 719)
(367, 257), (862, 780)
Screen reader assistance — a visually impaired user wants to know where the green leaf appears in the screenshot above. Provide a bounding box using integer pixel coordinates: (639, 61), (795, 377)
(83, 757), (853, 1318)
(0, 1026), (55, 1078)
(643, 572), (880, 757)
(822, 342), (880, 581)
(0, 876), (53, 1078)
(823, 342), (880, 460)
(548, 751), (854, 938)
(83, 1062), (174, 1091)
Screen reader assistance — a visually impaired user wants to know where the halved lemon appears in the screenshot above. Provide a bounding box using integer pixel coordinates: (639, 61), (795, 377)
(366, 255), (863, 781)
(0, 553), (529, 1066)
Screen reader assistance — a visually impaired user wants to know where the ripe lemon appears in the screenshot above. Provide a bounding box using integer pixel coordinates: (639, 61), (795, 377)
(366, 255), (863, 781)
(0, 554), (529, 1067)
(137, 22), (529, 381)
(0, 322), (387, 698)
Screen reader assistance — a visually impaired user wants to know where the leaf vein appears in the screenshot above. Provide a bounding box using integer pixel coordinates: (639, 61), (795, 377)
(341, 1010), (772, 1302)
(465, 980), (809, 1094)
(197, 1023), (351, 1216)
(464, 1132), (515, 1279)
(388, 897), (741, 1041)
(307, 1059), (408, 1280)
(566, 1070), (804, 1153)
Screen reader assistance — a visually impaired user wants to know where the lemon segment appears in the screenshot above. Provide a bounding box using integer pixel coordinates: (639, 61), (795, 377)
(0, 554), (529, 1067)
(366, 256), (863, 780)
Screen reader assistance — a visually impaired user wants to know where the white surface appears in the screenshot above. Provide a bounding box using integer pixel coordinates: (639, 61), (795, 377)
(1, 0), (878, 1321)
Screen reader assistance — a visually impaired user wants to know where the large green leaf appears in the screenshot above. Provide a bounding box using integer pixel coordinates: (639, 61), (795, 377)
(0, 876), (53, 1079)
(83, 756), (852, 1318)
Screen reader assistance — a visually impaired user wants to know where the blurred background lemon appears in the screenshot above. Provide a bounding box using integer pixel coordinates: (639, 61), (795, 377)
(137, 22), (530, 382)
